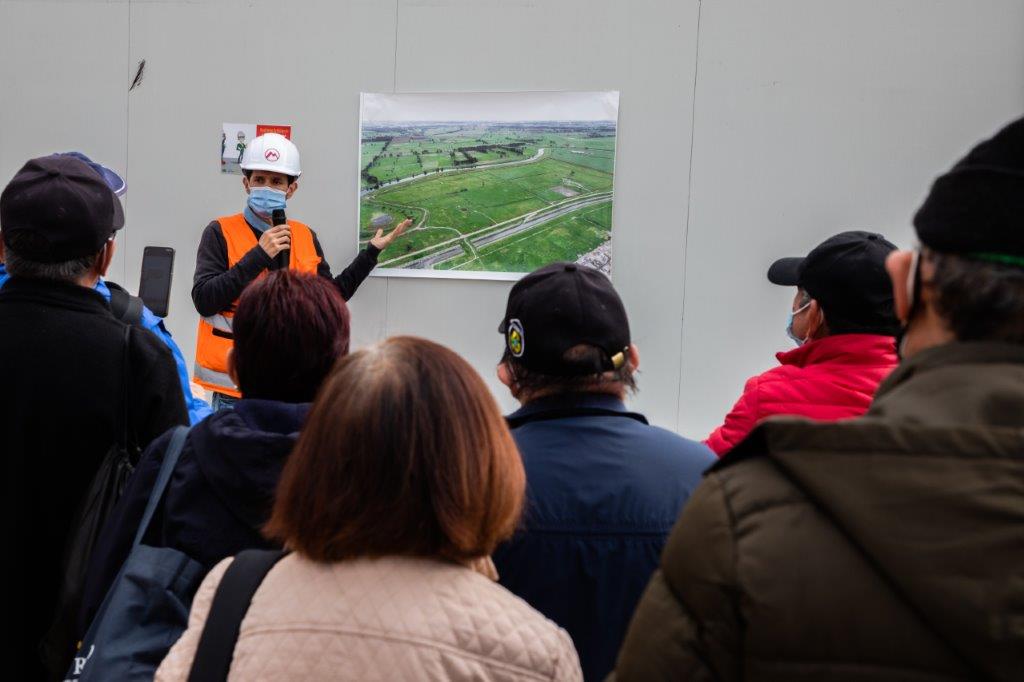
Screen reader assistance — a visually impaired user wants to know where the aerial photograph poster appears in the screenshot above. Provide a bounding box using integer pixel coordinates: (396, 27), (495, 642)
(358, 91), (619, 279)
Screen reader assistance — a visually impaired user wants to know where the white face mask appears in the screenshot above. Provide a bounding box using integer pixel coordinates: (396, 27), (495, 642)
(786, 300), (812, 346)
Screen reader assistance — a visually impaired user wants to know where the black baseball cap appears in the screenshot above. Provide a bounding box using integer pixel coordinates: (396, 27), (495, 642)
(1, 155), (125, 263)
(499, 262), (631, 376)
(767, 231), (898, 333)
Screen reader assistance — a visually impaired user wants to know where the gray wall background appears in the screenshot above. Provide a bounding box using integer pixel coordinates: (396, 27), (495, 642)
(2, 0), (1022, 438)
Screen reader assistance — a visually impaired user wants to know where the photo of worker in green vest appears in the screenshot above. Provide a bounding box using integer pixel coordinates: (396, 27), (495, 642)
(235, 130), (246, 164)
(192, 132), (409, 410)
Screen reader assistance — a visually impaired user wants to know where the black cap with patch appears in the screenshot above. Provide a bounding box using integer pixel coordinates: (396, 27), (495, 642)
(498, 262), (631, 376)
(767, 230), (898, 334)
(914, 116), (1024, 265)
(1, 155), (125, 263)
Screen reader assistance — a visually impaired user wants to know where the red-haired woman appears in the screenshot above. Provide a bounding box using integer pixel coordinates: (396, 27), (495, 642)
(157, 337), (582, 681)
(78, 271), (350, 637)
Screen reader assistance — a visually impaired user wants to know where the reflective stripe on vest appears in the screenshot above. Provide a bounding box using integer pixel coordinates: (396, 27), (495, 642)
(193, 213), (321, 398)
(193, 363), (237, 393)
(203, 314), (234, 338)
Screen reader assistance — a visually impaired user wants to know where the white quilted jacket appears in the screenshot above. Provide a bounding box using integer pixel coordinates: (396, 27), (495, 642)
(156, 554), (582, 681)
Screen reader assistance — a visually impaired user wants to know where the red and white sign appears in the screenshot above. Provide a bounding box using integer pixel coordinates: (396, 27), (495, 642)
(256, 124), (292, 139)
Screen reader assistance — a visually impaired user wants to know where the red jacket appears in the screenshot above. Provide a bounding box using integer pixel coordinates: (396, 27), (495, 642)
(704, 334), (898, 456)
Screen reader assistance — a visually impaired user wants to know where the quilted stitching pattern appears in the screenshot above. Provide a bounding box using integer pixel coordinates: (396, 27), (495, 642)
(156, 555), (582, 681)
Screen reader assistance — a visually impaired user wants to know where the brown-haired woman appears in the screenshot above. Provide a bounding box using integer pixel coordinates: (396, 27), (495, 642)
(157, 336), (582, 681)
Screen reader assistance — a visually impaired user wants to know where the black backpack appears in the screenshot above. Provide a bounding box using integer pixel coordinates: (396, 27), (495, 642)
(40, 322), (140, 676)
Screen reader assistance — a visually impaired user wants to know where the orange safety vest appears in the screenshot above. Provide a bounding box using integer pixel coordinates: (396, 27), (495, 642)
(193, 213), (321, 397)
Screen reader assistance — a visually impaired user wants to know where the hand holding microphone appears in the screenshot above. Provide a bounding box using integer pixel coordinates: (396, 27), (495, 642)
(258, 209), (291, 259)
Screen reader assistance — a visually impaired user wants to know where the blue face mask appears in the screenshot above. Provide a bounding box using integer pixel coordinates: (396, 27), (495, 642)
(247, 186), (287, 217)
(786, 300), (812, 346)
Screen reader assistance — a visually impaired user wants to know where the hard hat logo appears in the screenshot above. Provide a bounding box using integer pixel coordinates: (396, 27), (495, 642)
(265, 148), (280, 162)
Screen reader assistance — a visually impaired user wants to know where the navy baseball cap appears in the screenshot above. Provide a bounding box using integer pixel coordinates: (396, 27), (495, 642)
(1, 155), (125, 263)
(54, 151), (127, 196)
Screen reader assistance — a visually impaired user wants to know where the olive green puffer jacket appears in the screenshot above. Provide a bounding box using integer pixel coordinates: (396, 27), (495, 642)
(613, 342), (1024, 681)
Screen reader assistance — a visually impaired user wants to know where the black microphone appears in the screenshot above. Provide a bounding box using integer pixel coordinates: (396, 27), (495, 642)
(271, 208), (289, 269)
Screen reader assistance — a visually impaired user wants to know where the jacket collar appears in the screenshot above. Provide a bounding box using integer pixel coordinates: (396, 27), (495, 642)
(776, 333), (897, 368)
(506, 392), (647, 428)
(0, 276), (111, 315)
(872, 341), (1024, 405)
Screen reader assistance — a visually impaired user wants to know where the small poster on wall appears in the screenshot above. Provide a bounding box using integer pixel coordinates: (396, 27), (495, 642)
(221, 122), (292, 174)
(358, 91), (619, 280)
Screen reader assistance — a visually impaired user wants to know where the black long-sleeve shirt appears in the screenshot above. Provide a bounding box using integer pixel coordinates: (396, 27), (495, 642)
(191, 219), (380, 316)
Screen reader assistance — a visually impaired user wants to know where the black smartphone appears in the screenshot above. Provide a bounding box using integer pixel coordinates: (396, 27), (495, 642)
(138, 246), (175, 318)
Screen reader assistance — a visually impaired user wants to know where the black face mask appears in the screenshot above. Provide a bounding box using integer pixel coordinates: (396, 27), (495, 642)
(895, 250), (923, 361)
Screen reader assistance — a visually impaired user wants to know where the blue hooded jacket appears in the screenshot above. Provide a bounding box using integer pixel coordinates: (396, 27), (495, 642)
(78, 399), (308, 634)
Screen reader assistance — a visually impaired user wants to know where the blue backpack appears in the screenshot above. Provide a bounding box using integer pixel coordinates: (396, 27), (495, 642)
(67, 426), (206, 681)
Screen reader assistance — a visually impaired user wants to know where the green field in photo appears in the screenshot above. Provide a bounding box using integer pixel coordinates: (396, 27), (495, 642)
(358, 123), (617, 272)
(437, 201), (612, 273)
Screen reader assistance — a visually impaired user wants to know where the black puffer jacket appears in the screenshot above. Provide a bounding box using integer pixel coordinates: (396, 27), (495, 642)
(79, 399), (309, 634)
(613, 342), (1024, 681)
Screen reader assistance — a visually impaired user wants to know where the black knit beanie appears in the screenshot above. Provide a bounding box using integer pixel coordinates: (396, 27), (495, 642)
(914, 116), (1024, 265)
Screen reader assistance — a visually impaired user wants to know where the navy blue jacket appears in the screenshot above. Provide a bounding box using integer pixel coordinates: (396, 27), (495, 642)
(79, 399), (309, 634)
(492, 393), (714, 682)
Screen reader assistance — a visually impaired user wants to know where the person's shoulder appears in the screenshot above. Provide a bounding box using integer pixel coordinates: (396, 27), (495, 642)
(126, 321), (176, 371)
(750, 361), (803, 388)
(692, 441), (798, 529)
(638, 422), (715, 462)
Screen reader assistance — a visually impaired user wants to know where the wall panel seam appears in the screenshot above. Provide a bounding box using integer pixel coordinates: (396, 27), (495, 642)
(675, 0), (703, 432)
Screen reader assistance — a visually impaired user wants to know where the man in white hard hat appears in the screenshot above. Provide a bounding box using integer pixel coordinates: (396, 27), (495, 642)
(192, 132), (408, 409)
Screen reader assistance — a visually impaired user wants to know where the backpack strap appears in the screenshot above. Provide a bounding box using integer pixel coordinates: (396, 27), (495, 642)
(132, 426), (190, 548)
(187, 549), (288, 682)
(107, 282), (145, 326)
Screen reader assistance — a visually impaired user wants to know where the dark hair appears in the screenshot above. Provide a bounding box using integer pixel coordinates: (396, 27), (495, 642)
(242, 169), (297, 186)
(264, 336), (525, 563)
(503, 343), (638, 396)
(232, 270), (350, 402)
(930, 252), (1024, 343)
(3, 231), (99, 283)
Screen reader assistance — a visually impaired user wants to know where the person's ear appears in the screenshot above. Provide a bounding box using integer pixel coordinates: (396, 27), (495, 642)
(96, 239), (116, 277)
(227, 348), (239, 387)
(886, 250), (914, 323)
(286, 181), (298, 200)
(497, 361), (513, 388)
(0, 236), (6, 263)
(242, 176), (251, 194)
(627, 343), (640, 372)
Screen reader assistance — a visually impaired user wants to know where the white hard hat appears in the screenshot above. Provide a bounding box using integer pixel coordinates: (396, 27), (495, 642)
(240, 133), (301, 177)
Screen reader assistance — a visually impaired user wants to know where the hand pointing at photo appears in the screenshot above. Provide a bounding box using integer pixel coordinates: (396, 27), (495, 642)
(370, 218), (412, 251)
